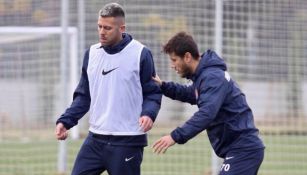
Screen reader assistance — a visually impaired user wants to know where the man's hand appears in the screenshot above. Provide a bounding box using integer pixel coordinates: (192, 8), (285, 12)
(55, 123), (68, 140)
(139, 116), (153, 132)
(152, 135), (176, 154)
(152, 75), (162, 86)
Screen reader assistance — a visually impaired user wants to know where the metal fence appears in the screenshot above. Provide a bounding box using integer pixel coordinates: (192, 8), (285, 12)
(0, 0), (307, 175)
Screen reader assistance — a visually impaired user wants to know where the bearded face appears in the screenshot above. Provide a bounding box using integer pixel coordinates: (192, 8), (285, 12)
(169, 52), (193, 78)
(178, 62), (193, 78)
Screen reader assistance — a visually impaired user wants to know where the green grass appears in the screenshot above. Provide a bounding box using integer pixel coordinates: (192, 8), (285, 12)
(0, 133), (307, 175)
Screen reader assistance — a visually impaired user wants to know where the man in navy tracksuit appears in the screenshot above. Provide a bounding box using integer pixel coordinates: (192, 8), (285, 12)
(55, 3), (161, 175)
(152, 32), (265, 175)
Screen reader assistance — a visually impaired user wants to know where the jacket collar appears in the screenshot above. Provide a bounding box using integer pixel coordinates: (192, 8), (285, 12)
(100, 33), (133, 54)
(189, 50), (227, 81)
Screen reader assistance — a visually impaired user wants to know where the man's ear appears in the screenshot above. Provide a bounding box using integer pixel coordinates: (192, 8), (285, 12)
(183, 52), (192, 63)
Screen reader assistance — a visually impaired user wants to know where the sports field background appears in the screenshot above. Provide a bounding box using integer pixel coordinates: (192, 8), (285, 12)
(0, 128), (307, 175)
(1, 0), (307, 175)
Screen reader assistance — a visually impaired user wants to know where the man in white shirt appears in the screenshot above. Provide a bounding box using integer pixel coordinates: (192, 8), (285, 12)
(55, 3), (162, 175)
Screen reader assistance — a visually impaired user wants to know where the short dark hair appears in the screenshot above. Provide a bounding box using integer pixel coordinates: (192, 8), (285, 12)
(99, 3), (125, 18)
(163, 32), (200, 59)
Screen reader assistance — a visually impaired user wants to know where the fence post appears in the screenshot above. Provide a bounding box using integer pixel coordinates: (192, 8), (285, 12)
(212, 0), (224, 174)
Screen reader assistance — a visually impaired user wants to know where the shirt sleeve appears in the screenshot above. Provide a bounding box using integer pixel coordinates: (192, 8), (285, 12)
(56, 49), (91, 129)
(139, 47), (162, 122)
(170, 72), (229, 144)
(161, 81), (197, 104)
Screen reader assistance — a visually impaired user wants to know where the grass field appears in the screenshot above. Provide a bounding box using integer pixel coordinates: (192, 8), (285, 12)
(0, 132), (307, 175)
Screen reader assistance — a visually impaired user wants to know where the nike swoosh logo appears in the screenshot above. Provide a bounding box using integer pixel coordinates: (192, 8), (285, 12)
(102, 67), (119, 75)
(125, 156), (134, 162)
(225, 156), (234, 160)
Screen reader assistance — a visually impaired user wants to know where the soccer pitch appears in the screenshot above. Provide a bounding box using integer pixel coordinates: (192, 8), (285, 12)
(0, 133), (307, 175)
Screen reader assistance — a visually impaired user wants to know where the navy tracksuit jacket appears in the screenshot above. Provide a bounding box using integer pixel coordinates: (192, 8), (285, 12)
(161, 50), (265, 158)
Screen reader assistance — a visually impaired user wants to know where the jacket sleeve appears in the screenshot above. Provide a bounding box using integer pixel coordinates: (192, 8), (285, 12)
(56, 49), (91, 129)
(139, 47), (162, 122)
(170, 72), (229, 144)
(161, 81), (197, 105)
